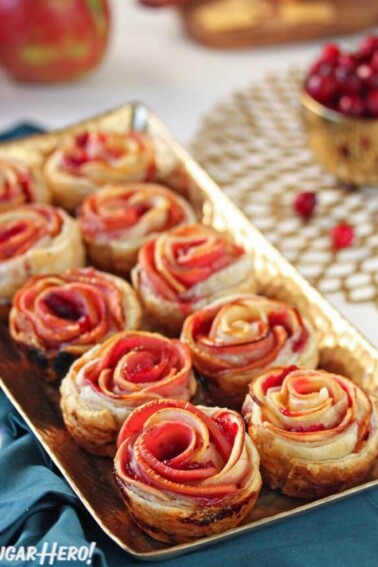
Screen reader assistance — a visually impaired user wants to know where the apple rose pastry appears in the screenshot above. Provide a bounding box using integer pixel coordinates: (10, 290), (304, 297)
(60, 332), (197, 456)
(0, 156), (50, 212)
(242, 366), (378, 499)
(181, 294), (318, 407)
(114, 398), (262, 543)
(44, 130), (156, 212)
(78, 182), (195, 275)
(0, 204), (84, 316)
(10, 267), (142, 380)
(131, 224), (255, 335)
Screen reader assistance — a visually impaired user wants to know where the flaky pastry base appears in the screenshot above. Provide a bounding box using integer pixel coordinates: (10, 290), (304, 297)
(81, 184), (195, 277)
(246, 413), (378, 499)
(131, 255), (256, 336)
(0, 209), (85, 314)
(114, 435), (261, 543)
(203, 327), (318, 410)
(60, 331), (196, 455)
(11, 273), (142, 382)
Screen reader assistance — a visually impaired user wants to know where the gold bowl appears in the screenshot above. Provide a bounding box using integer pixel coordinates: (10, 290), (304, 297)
(301, 90), (378, 187)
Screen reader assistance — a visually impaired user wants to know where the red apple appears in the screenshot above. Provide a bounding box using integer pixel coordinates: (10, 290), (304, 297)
(0, 0), (110, 83)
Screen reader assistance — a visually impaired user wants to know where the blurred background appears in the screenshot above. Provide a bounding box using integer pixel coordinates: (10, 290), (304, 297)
(0, 0), (376, 144)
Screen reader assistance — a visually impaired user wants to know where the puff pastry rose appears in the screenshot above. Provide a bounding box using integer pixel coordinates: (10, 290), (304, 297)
(60, 332), (196, 456)
(0, 204), (84, 316)
(44, 131), (156, 212)
(10, 267), (142, 380)
(78, 182), (195, 275)
(0, 156), (50, 212)
(114, 398), (262, 543)
(131, 224), (255, 335)
(181, 294), (318, 407)
(242, 366), (378, 499)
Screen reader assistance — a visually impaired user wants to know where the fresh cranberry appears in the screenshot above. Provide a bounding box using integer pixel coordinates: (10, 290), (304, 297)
(306, 74), (337, 104)
(372, 51), (378, 72)
(335, 66), (362, 95)
(320, 43), (340, 63)
(357, 64), (375, 87)
(331, 224), (354, 249)
(306, 36), (378, 118)
(338, 52), (358, 70)
(366, 89), (378, 117)
(293, 191), (317, 219)
(357, 35), (378, 60)
(308, 58), (336, 77)
(317, 62), (337, 77)
(339, 95), (365, 117)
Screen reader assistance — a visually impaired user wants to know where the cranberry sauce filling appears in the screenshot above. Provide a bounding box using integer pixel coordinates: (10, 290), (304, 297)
(43, 292), (83, 321)
(262, 366), (299, 394)
(0, 222), (26, 244)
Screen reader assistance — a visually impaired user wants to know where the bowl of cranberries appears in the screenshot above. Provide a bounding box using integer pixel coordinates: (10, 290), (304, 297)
(301, 34), (378, 186)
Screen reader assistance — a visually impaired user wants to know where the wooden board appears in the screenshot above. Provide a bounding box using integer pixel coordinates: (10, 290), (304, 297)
(179, 0), (378, 49)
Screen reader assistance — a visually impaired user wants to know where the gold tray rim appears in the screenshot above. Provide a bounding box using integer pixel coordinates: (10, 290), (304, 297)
(1, 101), (378, 561)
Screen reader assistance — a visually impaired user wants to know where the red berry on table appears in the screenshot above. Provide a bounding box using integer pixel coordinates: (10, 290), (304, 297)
(293, 191), (317, 219)
(331, 224), (354, 249)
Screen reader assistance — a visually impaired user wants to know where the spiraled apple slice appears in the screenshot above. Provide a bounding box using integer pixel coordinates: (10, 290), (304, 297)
(60, 332), (197, 456)
(78, 182), (195, 275)
(0, 155), (50, 212)
(131, 224), (256, 335)
(114, 398), (262, 543)
(44, 131), (156, 212)
(10, 267), (142, 380)
(0, 204), (84, 317)
(242, 366), (378, 498)
(181, 293), (318, 407)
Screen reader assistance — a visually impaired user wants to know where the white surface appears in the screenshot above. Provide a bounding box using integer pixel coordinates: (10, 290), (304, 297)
(0, 1), (377, 345)
(0, 2), (373, 143)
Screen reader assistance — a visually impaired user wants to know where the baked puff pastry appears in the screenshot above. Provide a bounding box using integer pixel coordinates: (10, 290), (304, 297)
(0, 155), (50, 212)
(181, 294), (319, 408)
(10, 267), (142, 380)
(60, 332), (197, 456)
(131, 224), (255, 335)
(114, 398), (262, 543)
(242, 366), (378, 499)
(78, 182), (195, 276)
(0, 204), (84, 316)
(44, 131), (156, 212)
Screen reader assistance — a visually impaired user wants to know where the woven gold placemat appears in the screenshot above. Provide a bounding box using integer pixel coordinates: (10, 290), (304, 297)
(191, 68), (378, 307)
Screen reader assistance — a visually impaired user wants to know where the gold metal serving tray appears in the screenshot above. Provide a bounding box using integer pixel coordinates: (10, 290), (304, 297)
(1, 102), (378, 561)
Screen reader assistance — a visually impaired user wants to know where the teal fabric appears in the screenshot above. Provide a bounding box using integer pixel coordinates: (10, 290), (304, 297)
(2, 387), (378, 567)
(1, 125), (378, 566)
